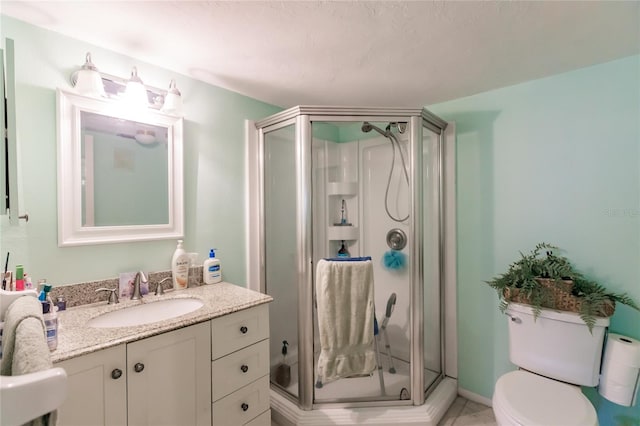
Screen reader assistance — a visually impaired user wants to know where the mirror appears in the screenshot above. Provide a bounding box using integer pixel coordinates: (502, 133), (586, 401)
(2, 38), (21, 225)
(57, 89), (183, 246)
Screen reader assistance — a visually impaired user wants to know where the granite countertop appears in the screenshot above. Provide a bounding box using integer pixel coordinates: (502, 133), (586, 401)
(52, 282), (272, 363)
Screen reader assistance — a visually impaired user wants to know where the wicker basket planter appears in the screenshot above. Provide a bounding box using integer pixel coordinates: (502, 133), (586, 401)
(503, 278), (615, 317)
(487, 243), (638, 330)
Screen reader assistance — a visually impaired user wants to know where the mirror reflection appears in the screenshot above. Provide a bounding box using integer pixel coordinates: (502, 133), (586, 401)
(80, 111), (169, 227)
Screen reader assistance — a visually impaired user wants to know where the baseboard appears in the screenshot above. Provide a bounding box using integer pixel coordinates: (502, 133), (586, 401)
(457, 387), (493, 407)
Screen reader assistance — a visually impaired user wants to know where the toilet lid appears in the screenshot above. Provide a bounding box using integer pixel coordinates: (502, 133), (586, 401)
(494, 371), (597, 426)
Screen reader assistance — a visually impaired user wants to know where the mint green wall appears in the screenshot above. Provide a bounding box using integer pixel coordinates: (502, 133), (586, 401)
(430, 55), (640, 424)
(0, 16), (281, 285)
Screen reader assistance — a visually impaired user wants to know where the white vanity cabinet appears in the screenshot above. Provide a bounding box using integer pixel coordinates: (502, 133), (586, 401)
(211, 303), (271, 426)
(55, 304), (270, 426)
(57, 322), (211, 426)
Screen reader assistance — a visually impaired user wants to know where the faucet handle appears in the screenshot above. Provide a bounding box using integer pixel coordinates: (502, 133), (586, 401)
(155, 277), (172, 296)
(96, 287), (119, 304)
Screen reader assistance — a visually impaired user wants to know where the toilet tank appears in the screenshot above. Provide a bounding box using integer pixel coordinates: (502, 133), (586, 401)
(506, 302), (609, 387)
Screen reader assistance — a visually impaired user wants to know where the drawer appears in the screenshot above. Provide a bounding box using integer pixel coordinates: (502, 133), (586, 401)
(212, 375), (270, 426)
(245, 409), (271, 426)
(211, 304), (269, 360)
(212, 339), (270, 401)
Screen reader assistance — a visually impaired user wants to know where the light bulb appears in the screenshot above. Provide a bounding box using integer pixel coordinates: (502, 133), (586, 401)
(123, 67), (148, 109)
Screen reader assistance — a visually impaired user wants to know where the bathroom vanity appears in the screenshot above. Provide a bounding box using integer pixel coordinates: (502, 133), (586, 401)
(51, 283), (272, 426)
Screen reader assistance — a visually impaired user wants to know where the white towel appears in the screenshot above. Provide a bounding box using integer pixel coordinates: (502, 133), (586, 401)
(315, 259), (376, 384)
(0, 296), (57, 426)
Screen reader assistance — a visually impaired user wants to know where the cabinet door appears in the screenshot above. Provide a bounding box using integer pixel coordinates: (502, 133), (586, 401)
(55, 344), (127, 426)
(127, 321), (211, 426)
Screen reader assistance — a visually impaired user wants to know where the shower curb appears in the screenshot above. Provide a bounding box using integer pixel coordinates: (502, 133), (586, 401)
(271, 377), (458, 425)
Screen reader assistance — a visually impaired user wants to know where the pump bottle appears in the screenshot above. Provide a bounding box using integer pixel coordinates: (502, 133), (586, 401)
(203, 249), (222, 284)
(171, 240), (190, 289)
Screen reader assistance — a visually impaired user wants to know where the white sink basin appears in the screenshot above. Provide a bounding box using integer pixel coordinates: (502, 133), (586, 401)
(87, 298), (204, 328)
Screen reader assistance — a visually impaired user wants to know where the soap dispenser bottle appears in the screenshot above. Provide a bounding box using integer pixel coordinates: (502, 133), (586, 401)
(203, 249), (222, 284)
(337, 240), (350, 258)
(275, 340), (291, 387)
(171, 240), (190, 289)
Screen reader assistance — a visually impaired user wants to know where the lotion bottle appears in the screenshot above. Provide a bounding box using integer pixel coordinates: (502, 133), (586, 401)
(171, 240), (190, 289)
(203, 249), (222, 284)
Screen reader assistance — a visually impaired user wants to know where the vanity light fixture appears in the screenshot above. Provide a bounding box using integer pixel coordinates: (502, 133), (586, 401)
(161, 79), (183, 115)
(72, 52), (106, 98)
(123, 67), (149, 109)
(69, 56), (184, 116)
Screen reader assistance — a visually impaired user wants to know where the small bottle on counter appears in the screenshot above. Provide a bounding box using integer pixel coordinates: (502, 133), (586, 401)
(24, 274), (33, 290)
(56, 296), (67, 311)
(42, 301), (58, 351)
(15, 265), (24, 291)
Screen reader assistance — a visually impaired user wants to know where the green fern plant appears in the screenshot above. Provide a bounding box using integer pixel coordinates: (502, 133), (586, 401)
(486, 243), (639, 331)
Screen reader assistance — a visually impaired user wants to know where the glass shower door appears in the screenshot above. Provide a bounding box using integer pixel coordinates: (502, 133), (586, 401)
(263, 122), (299, 399)
(422, 123), (442, 393)
(311, 120), (413, 404)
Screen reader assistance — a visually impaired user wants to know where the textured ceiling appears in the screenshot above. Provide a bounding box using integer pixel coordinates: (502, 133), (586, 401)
(2, 1), (639, 108)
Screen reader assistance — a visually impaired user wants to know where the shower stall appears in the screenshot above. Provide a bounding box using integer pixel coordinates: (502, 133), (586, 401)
(248, 107), (456, 424)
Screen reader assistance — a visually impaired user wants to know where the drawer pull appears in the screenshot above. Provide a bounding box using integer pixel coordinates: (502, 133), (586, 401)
(241, 402), (249, 412)
(111, 368), (122, 379)
(240, 326), (248, 334)
(240, 364), (249, 373)
(134, 362), (145, 373)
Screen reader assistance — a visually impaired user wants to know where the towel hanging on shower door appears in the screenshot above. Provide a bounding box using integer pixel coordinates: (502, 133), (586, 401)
(315, 257), (376, 384)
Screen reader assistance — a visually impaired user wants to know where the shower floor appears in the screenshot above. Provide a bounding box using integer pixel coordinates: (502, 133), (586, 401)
(275, 356), (440, 401)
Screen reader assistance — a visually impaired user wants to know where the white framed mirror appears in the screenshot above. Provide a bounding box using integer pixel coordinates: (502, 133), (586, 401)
(57, 89), (184, 246)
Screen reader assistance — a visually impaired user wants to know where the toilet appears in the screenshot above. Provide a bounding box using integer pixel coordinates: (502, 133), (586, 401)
(493, 302), (610, 426)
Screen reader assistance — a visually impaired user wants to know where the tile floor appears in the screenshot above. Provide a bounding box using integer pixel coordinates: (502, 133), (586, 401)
(438, 396), (497, 426)
(271, 396), (497, 425)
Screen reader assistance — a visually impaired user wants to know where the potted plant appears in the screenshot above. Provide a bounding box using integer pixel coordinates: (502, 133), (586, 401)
(486, 242), (639, 331)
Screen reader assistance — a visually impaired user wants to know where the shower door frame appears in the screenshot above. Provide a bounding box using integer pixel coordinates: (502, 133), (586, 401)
(255, 107), (448, 411)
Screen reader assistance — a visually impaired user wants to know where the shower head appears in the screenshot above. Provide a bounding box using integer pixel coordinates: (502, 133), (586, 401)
(361, 121), (388, 137)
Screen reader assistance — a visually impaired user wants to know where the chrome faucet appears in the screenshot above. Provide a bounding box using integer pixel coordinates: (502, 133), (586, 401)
(131, 271), (148, 300)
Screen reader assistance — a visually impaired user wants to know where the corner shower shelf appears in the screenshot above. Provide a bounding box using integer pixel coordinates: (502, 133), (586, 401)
(327, 225), (358, 241)
(327, 182), (357, 197)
